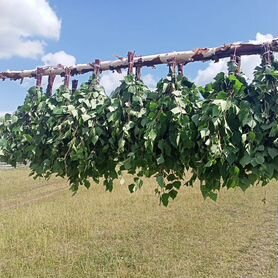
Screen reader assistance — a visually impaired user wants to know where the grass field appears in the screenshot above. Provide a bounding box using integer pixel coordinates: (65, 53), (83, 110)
(0, 168), (277, 278)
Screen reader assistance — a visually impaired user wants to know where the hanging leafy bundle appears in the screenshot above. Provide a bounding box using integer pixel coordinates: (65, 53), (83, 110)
(142, 74), (200, 205)
(0, 87), (48, 166)
(1, 59), (278, 205)
(107, 75), (152, 190)
(37, 77), (113, 191)
(188, 63), (278, 200)
(0, 78), (112, 190)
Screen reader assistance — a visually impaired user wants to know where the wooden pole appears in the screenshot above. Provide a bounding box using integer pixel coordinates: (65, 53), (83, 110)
(46, 74), (55, 96)
(0, 39), (277, 81)
(127, 51), (135, 75)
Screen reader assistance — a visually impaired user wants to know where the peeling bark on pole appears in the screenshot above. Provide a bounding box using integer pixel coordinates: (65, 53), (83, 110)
(0, 39), (278, 81)
(46, 74), (55, 96)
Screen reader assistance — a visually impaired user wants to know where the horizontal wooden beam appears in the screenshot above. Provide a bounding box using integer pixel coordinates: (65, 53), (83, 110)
(0, 38), (278, 81)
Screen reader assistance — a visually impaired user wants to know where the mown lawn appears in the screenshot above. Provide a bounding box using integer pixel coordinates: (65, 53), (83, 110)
(0, 168), (277, 278)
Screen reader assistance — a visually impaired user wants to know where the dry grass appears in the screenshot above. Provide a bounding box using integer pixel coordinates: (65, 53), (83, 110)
(0, 168), (277, 278)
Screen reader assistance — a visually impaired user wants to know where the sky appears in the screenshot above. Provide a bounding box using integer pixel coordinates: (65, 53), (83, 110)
(0, 0), (277, 114)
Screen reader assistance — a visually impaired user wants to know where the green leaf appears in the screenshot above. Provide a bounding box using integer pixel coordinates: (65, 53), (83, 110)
(167, 174), (176, 181)
(84, 180), (91, 189)
(267, 147), (278, 159)
(123, 159), (132, 170)
(247, 119), (256, 128)
(248, 131), (256, 142)
(81, 114), (91, 121)
(172, 181), (181, 189)
(148, 129), (157, 141)
(53, 107), (64, 115)
(212, 99), (230, 112)
(68, 105), (78, 118)
(156, 155), (165, 165)
(208, 192), (218, 202)
(168, 189), (178, 200)
(239, 154), (252, 167)
(62, 92), (71, 100)
(149, 102), (158, 111)
(134, 177), (143, 189)
(160, 193), (169, 206)
(156, 175), (165, 188)
(92, 135), (99, 145)
(104, 179), (113, 192)
(11, 115), (18, 123)
(201, 184), (218, 201)
(128, 183), (136, 193)
(172, 90), (182, 96)
(200, 128), (210, 138)
(191, 114), (199, 126)
(176, 133), (180, 146)
(233, 166), (240, 176)
(171, 107), (181, 114)
(255, 155), (265, 165)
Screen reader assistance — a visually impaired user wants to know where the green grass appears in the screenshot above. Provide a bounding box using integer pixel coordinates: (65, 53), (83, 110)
(0, 168), (277, 278)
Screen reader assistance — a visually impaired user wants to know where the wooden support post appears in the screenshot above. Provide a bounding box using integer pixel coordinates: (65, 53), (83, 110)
(64, 67), (71, 88)
(135, 58), (142, 81)
(135, 66), (141, 81)
(127, 51), (135, 75)
(261, 43), (274, 65)
(168, 58), (177, 76)
(36, 67), (44, 88)
(46, 74), (55, 96)
(93, 59), (101, 83)
(72, 79), (78, 93)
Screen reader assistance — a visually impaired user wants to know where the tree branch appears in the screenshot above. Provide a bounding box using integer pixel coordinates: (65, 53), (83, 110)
(1, 39), (278, 81)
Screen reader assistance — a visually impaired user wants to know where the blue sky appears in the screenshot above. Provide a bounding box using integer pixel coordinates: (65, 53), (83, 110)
(0, 0), (277, 113)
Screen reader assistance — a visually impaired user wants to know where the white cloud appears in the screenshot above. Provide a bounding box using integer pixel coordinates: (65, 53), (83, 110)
(100, 70), (158, 95)
(0, 0), (61, 59)
(194, 33), (277, 86)
(249, 33), (274, 44)
(194, 58), (229, 86)
(100, 71), (125, 95)
(41, 51), (76, 67)
(240, 55), (261, 82)
(142, 73), (157, 90)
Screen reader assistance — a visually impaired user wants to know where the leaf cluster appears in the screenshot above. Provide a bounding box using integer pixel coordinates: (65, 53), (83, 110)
(1, 62), (278, 205)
